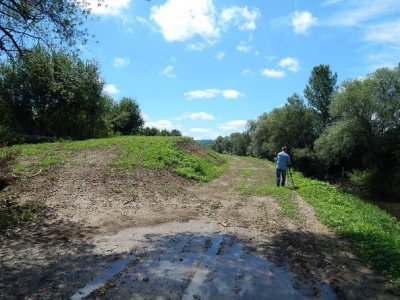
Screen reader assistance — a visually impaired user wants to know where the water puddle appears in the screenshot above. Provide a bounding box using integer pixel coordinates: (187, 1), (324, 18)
(70, 253), (136, 300)
(69, 220), (337, 299)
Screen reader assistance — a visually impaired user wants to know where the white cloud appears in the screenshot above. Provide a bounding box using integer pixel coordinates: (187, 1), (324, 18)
(186, 42), (207, 51)
(113, 56), (130, 67)
(104, 84), (121, 95)
(189, 128), (220, 139)
(163, 65), (177, 78)
(145, 119), (176, 130)
(364, 20), (400, 46)
(177, 112), (215, 121)
(219, 120), (247, 130)
(184, 89), (220, 100)
(241, 69), (253, 75)
(236, 41), (253, 52)
(261, 69), (285, 78)
(150, 0), (219, 42)
(222, 90), (244, 99)
(291, 10), (318, 34)
(215, 52), (225, 60)
(86, 0), (130, 17)
(278, 57), (299, 72)
(220, 6), (260, 31)
(327, 1), (400, 27)
(184, 89), (244, 100)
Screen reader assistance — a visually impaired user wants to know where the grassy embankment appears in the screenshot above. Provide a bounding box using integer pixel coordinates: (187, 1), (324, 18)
(0, 136), (227, 230)
(235, 156), (400, 288)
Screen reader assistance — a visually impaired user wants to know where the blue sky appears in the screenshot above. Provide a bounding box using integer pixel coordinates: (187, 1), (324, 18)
(82, 0), (400, 140)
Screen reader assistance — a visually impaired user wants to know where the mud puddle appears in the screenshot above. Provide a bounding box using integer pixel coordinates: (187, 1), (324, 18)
(72, 219), (336, 299)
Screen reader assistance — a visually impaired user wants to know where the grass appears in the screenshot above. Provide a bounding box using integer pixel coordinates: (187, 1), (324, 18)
(236, 157), (400, 286)
(292, 171), (400, 287)
(0, 136), (227, 181)
(0, 136), (227, 230)
(235, 158), (301, 221)
(0, 202), (37, 231)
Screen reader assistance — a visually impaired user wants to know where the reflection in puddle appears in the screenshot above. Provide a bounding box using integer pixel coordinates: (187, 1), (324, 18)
(70, 224), (337, 299)
(70, 253), (135, 300)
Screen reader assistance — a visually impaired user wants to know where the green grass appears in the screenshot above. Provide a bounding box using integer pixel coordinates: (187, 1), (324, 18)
(293, 171), (400, 287)
(0, 202), (37, 230)
(0, 136), (227, 181)
(0, 136), (227, 230)
(235, 158), (301, 221)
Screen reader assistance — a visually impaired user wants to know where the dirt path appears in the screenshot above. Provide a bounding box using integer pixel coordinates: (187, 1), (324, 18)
(0, 151), (396, 299)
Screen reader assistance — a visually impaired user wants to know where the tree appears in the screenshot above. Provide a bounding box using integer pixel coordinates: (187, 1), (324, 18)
(315, 64), (400, 194)
(111, 97), (144, 135)
(0, 0), (100, 60)
(304, 64), (337, 128)
(0, 46), (107, 139)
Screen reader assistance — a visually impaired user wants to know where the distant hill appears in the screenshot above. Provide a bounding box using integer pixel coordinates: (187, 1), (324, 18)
(196, 139), (213, 146)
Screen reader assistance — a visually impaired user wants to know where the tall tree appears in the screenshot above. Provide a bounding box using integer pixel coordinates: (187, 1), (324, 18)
(315, 65), (400, 194)
(0, 46), (106, 139)
(304, 64), (337, 128)
(0, 0), (100, 60)
(111, 97), (144, 135)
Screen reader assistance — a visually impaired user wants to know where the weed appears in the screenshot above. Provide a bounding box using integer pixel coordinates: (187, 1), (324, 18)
(294, 172), (400, 287)
(0, 202), (36, 231)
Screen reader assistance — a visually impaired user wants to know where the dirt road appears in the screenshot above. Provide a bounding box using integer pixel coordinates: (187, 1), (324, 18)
(0, 149), (396, 299)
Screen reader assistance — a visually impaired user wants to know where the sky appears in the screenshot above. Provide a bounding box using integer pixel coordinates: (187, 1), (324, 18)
(81, 0), (400, 140)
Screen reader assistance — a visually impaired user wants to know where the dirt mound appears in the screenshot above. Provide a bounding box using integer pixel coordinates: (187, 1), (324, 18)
(176, 139), (223, 164)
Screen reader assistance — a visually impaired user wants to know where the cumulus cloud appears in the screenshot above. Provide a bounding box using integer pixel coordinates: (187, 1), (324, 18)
(261, 69), (285, 78)
(184, 89), (244, 100)
(220, 6), (260, 31)
(113, 56), (130, 67)
(219, 120), (247, 130)
(163, 65), (177, 78)
(291, 10), (318, 34)
(177, 112), (215, 121)
(150, 1), (260, 49)
(104, 84), (121, 95)
(86, 0), (130, 17)
(278, 57), (300, 72)
(150, 0), (219, 42)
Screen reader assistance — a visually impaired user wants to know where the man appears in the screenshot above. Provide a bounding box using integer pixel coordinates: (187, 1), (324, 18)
(276, 146), (291, 187)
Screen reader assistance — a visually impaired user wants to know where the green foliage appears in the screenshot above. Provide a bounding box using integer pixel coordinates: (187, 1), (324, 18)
(316, 64), (400, 194)
(0, 202), (36, 231)
(114, 136), (226, 181)
(0, 47), (108, 140)
(0, 0), (96, 60)
(110, 97), (144, 135)
(304, 64), (337, 127)
(295, 172), (400, 285)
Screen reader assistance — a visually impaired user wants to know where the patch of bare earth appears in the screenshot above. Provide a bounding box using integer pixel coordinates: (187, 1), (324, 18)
(0, 148), (397, 299)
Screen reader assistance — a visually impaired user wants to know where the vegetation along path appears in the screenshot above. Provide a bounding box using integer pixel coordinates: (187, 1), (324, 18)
(0, 137), (398, 299)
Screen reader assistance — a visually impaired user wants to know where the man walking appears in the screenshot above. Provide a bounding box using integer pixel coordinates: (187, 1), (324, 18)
(276, 146), (291, 187)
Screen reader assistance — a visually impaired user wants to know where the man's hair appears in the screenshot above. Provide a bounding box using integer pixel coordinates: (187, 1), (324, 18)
(282, 146), (288, 152)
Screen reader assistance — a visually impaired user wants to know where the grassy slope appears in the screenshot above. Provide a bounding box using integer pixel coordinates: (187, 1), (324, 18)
(0, 136), (227, 229)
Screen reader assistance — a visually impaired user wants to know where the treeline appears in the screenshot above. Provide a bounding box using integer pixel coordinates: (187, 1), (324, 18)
(0, 47), (180, 144)
(209, 64), (400, 196)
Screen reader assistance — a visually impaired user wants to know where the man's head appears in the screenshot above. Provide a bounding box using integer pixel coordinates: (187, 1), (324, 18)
(282, 146), (288, 152)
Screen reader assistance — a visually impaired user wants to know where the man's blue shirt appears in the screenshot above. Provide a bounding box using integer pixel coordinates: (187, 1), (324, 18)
(276, 151), (290, 170)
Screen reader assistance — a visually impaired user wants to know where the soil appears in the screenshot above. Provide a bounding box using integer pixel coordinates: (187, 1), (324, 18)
(0, 146), (397, 299)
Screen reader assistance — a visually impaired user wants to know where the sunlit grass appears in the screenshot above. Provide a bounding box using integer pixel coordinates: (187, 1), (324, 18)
(293, 172), (400, 287)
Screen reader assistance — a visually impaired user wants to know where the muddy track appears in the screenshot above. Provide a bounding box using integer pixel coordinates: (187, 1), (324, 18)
(0, 151), (396, 299)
